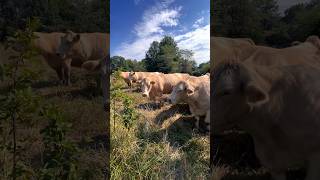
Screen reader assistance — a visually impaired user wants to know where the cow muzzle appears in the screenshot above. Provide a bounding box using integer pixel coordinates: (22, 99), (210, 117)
(142, 93), (148, 97)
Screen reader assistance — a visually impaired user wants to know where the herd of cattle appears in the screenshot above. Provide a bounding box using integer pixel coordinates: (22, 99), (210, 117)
(120, 35), (320, 180)
(119, 71), (210, 130)
(7, 31), (320, 179)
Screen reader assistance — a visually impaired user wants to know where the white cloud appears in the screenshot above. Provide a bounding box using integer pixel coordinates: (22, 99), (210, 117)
(114, 35), (162, 60)
(134, 8), (181, 38)
(114, 0), (181, 60)
(113, 0), (210, 64)
(176, 24), (210, 64)
(192, 17), (204, 28)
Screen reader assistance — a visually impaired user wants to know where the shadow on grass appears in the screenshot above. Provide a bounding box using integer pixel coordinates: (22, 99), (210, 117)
(79, 134), (109, 150)
(141, 116), (206, 147)
(39, 85), (102, 100)
(32, 79), (61, 89)
(154, 104), (191, 125)
(136, 102), (163, 110)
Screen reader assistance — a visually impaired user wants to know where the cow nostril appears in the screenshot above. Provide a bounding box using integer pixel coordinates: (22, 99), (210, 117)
(142, 94), (147, 97)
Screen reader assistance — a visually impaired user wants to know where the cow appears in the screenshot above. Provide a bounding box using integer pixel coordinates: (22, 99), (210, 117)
(140, 73), (190, 101)
(211, 36), (256, 67)
(56, 30), (109, 85)
(212, 59), (320, 180)
(242, 36), (320, 67)
(169, 74), (210, 130)
(119, 71), (131, 86)
(128, 71), (162, 85)
(211, 35), (320, 68)
(32, 32), (68, 84)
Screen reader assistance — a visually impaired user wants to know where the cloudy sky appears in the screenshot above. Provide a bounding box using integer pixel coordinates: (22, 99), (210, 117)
(111, 0), (210, 64)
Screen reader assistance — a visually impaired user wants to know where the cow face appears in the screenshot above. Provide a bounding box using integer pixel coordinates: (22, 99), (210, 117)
(56, 31), (80, 59)
(169, 81), (194, 104)
(120, 72), (131, 86)
(128, 72), (138, 84)
(141, 78), (155, 98)
(212, 62), (269, 135)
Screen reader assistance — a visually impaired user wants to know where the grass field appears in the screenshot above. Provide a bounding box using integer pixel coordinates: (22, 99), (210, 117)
(0, 44), (108, 179)
(110, 78), (210, 179)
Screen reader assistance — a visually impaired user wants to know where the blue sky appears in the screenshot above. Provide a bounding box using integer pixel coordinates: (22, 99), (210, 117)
(111, 0), (210, 64)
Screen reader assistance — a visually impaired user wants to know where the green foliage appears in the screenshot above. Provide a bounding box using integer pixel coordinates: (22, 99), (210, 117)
(144, 36), (201, 73)
(121, 96), (138, 129)
(212, 0), (320, 46)
(39, 105), (79, 180)
(144, 41), (160, 72)
(111, 56), (145, 72)
(111, 71), (139, 129)
(0, 0), (109, 41)
(0, 17), (41, 179)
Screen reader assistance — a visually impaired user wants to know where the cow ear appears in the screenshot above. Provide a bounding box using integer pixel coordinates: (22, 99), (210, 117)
(244, 83), (269, 107)
(186, 88), (194, 95)
(177, 83), (185, 91)
(73, 34), (80, 42)
(185, 83), (194, 95)
(150, 81), (155, 85)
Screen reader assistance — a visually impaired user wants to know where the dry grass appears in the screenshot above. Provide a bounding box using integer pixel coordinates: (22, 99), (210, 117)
(110, 79), (209, 179)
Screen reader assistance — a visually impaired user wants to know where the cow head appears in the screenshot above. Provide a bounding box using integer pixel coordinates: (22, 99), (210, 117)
(120, 72), (131, 86)
(212, 61), (269, 135)
(128, 71), (139, 84)
(306, 35), (320, 50)
(56, 30), (80, 59)
(169, 81), (194, 104)
(141, 77), (155, 98)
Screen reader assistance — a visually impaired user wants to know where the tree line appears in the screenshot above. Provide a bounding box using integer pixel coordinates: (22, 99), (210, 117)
(111, 36), (210, 76)
(0, 0), (109, 41)
(211, 0), (320, 47)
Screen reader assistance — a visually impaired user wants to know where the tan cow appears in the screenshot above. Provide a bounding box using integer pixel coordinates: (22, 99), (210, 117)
(140, 73), (190, 101)
(128, 71), (162, 85)
(119, 71), (131, 86)
(211, 36), (256, 67)
(212, 60), (320, 180)
(56, 30), (109, 85)
(32, 32), (68, 83)
(243, 36), (320, 67)
(169, 74), (210, 130)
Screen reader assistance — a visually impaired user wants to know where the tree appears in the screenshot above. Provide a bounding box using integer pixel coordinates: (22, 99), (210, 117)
(144, 41), (160, 72)
(178, 49), (196, 74)
(153, 36), (179, 73)
(212, 0), (280, 44)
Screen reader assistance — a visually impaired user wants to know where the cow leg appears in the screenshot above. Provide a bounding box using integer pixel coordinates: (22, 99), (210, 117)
(195, 116), (200, 129)
(270, 172), (286, 180)
(205, 111), (210, 131)
(62, 58), (72, 85)
(305, 154), (320, 180)
(55, 67), (64, 85)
